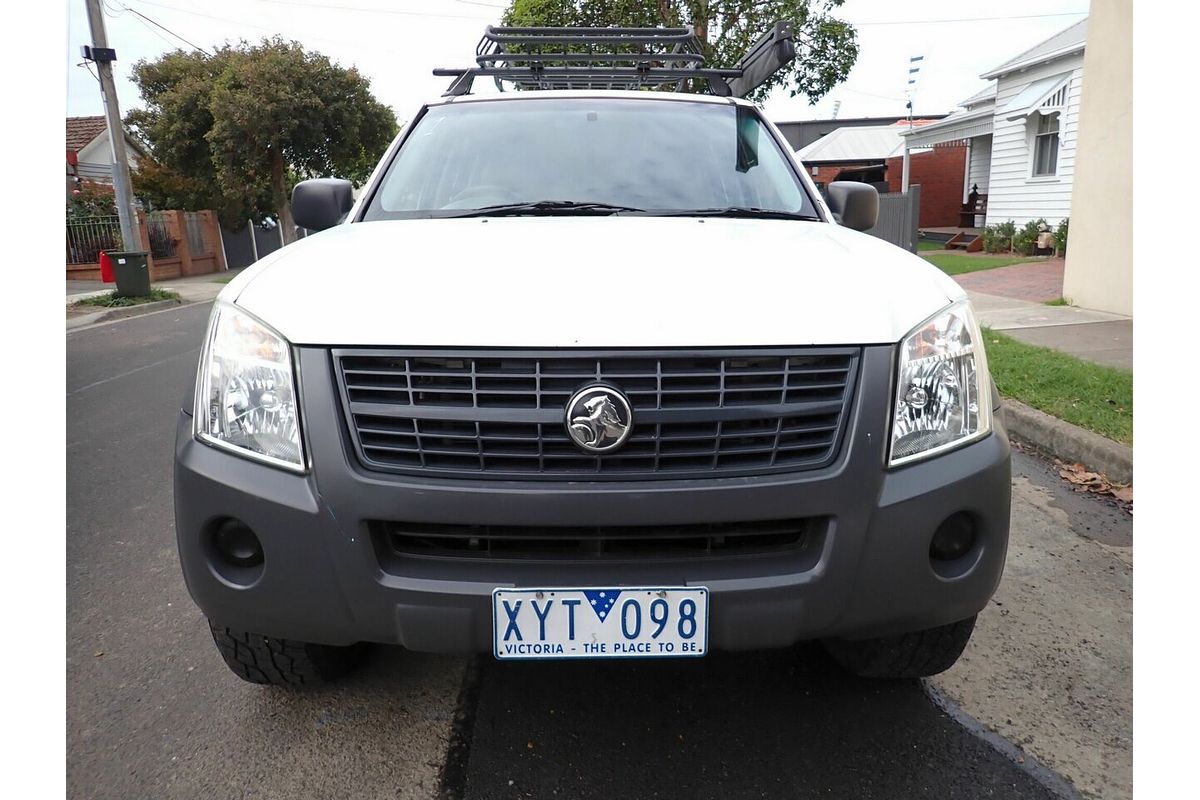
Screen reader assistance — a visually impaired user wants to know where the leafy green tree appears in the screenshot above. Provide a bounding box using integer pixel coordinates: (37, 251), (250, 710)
(501, 0), (858, 102)
(127, 38), (397, 240)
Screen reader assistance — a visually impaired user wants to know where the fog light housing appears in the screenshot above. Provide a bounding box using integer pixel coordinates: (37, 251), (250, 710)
(930, 512), (977, 562)
(212, 519), (264, 568)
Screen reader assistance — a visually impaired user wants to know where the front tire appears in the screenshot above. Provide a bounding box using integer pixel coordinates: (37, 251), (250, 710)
(822, 616), (977, 678)
(208, 621), (367, 688)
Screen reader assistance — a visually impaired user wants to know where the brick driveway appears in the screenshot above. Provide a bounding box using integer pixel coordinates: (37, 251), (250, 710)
(953, 258), (1064, 303)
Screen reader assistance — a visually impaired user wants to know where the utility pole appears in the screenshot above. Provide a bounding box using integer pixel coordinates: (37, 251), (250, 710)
(83, 0), (140, 252)
(901, 99), (912, 193)
(902, 54), (924, 194)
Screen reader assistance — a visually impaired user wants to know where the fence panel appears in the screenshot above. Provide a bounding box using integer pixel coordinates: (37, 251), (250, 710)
(66, 216), (122, 264)
(144, 211), (178, 259)
(220, 221), (286, 269)
(864, 185), (921, 253)
(184, 212), (209, 255)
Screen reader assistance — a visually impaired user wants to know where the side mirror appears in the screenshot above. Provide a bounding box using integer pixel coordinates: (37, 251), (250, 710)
(292, 178), (354, 231)
(826, 181), (879, 232)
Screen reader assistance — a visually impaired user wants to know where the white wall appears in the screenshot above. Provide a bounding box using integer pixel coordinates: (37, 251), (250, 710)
(967, 134), (992, 195)
(1063, 1), (1132, 316)
(75, 130), (140, 183)
(984, 53), (1084, 228)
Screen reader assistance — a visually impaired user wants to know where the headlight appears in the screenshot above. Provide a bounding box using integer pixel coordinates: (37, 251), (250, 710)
(889, 299), (992, 466)
(194, 301), (305, 471)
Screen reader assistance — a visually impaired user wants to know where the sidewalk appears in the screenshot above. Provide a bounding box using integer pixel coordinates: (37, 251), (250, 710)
(67, 269), (241, 330)
(955, 260), (1132, 372)
(951, 259), (1132, 481)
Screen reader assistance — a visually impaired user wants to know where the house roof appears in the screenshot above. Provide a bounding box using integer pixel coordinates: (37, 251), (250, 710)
(796, 122), (945, 163)
(796, 121), (939, 163)
(958, 83), (997, 109)
(980, 18), (1087, 79)
(900, 106), (995, 148)
(66, 115), (149, 161)
(66, 116), (109, 152)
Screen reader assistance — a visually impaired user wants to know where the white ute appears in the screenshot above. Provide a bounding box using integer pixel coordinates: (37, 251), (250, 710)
(174, 25), (1010, 688)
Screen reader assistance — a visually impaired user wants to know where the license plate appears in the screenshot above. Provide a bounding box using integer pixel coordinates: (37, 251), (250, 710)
(492, 587), (709, 660)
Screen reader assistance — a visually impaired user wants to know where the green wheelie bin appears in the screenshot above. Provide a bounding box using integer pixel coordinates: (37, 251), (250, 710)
(108, 251), (152, 298)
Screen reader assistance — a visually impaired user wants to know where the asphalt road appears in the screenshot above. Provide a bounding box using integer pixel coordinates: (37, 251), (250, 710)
(67, 302), (1115, 799)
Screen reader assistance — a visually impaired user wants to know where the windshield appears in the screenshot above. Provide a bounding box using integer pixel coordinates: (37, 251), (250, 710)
(362, 98), (818, 219)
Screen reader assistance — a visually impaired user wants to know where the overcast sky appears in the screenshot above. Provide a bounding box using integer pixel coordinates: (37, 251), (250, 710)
(66, 0), (1090, 127)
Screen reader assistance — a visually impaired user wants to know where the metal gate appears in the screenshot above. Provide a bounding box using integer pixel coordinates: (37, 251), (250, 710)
(864, 185), (920, 253)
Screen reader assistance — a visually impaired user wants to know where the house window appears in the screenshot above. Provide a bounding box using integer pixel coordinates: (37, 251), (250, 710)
(1032, 113), (1060, 176)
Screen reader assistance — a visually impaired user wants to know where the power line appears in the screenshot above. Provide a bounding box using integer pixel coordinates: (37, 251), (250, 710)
(110, 1), (214, 54)
(124, 0), (479, 58)
(79, 60), (102, 83)
(125, 7), (214, 55)
(134, 15), (178, 49)
(853, 11), (1088, 26)
(210, 0), (500, 21)
(839, 86), (906, 102)
(127, 8), (182, 50)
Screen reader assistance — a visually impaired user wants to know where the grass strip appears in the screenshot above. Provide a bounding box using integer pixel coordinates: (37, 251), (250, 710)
(923, 253), (1036, 275)
(983, 328), (1132, 445)
(74, 288), (180, 308)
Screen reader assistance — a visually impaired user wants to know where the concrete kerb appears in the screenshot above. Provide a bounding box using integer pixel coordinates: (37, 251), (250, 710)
(1002, 398), (1132, 485)
(67, 271), (233, 329)
(89, 298), (183, 324)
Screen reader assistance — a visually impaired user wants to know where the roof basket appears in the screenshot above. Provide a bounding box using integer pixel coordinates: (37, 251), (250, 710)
(433, 21), (795, 98)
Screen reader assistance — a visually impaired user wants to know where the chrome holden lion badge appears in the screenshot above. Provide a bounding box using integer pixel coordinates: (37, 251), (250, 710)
(565, 385), (633, 454)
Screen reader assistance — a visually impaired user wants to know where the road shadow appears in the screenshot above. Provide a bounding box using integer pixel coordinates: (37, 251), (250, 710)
(454, 644), (1061, 800)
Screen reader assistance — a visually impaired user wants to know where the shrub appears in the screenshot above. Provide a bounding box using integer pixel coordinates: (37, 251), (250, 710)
(983, 220), (1016, 253)
(1013, 219), (1047, 256)
(1055, 217), (1069, 255)
(67, 182), (119, 219)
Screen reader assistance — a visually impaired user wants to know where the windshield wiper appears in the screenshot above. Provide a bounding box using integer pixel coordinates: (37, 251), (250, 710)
(445, 200), (644, 218)
(657, 207), (821, 221)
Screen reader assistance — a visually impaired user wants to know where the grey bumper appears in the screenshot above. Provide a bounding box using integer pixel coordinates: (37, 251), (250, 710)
(174, 346), (1011, 652)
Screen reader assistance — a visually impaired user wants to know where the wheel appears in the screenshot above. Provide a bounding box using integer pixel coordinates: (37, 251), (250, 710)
(208, 621), (367, 688)
(822, 615), (977, 678)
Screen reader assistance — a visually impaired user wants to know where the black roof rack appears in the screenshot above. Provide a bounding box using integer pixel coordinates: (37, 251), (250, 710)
(433, 22), (795, 99)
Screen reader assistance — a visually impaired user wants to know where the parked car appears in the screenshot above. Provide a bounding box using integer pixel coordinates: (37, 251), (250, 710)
(174, 27), (1009, 687)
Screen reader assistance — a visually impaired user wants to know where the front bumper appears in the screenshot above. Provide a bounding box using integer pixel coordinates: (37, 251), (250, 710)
(174, 346), (1011, 651)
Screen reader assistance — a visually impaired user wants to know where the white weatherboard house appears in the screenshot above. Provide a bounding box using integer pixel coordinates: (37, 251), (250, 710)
(903, 18), (1087, 228)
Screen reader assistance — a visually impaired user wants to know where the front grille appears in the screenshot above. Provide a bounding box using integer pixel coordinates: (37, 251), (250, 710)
(370, 518), (822, 561)
(334, 348), (860, 480)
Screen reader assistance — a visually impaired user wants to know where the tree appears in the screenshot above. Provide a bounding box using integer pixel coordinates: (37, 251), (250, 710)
(127, 39), (398, 241)
(501, 0), (858, 103)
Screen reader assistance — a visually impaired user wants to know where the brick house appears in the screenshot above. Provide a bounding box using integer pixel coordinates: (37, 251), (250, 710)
(67, 115), (145, 195)
(795, 121), (967, 228)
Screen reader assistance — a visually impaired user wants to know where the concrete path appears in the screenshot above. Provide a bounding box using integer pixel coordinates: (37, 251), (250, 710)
(965, 293), (1132, 371)
(949, 260), (1133, 372)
